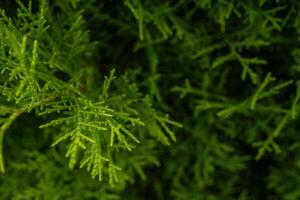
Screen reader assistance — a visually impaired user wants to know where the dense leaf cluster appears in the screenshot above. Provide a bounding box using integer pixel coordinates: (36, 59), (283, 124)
(1, 0), (300, 199)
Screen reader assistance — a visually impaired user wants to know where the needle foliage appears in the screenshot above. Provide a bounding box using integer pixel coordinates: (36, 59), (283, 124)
(1, 0), (300, 199)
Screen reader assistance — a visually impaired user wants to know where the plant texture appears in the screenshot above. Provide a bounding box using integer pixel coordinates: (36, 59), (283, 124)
(1, 0), (300, 199)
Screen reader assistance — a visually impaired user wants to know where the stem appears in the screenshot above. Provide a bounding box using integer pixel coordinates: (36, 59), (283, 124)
(0, 111), (22, 173)
(0, 92), (58, 173)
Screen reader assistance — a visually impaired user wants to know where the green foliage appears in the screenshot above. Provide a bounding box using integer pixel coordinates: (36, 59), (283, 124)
(1, 0), (300, 199)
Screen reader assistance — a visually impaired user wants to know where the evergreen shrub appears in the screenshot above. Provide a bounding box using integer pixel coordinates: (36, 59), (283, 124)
(1, 0), (300, 199)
